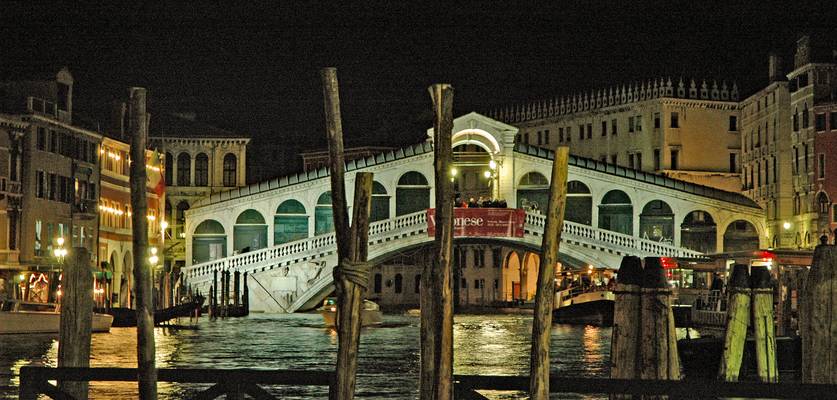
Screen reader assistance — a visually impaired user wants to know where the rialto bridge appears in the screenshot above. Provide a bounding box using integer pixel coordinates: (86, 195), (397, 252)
(181, 113), (764, 312)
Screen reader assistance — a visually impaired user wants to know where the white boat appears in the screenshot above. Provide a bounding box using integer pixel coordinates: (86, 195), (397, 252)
(553, 287), (615, 326)
(0, 300), (114, 334)
(318, 297), (383, 327)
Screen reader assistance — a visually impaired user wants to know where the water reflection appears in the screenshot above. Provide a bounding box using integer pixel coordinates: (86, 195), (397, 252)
(1, 314), (610, 399)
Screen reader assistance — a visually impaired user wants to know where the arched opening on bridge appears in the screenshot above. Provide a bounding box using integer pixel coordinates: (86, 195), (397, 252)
(503, 251), (521, 302)
(517, 171), (549, 211)
(520, 253), (539, 302)
(452, 144), (494, 201)
(371, 181), (390, 222)
(723, 220), (760, 252)
(566, 180), (592, 225)
(234, 209), (268, 253)
(315, 192), (334, 235)
(396, 171), (430, 216)
(121, 251), (133, 308)
(680, 210), (717, 253)
(639, 200), (674, 243)
(598, 190), (633, 235)
(193, 219), (227, 264)
(274, 200), (308, 245)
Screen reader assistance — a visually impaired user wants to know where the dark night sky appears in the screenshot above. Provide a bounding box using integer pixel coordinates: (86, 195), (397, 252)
(1, 2), (835, 181)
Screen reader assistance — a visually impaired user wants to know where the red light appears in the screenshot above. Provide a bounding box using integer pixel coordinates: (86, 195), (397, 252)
(756, 250), (775, 260)
(660, 257), (678, 269)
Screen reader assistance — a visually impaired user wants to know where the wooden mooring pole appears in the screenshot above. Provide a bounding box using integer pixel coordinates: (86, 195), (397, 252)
(242, 271), (250, 315)
(233, 270), (241, 308)
(128, 86), (157, 399)
(421, 83), (455, 400)
(718, 264), (750, 382)
(801, 244), (837, 384)
(751, 265), (778, 382)
(320, 67), (374, 400)
(529, 146), (568, 399)
(640, 257), (680, 381)
(610, 256), (643, 380)
(58, 248), (93, 399)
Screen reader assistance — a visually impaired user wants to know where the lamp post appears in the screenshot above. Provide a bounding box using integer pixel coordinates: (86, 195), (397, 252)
(484, 159), (499, 200)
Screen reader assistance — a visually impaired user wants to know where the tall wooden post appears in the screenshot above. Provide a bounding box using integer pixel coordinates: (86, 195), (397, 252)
(242, 271), (250, 315)
(751, 265), (778, 382)
(529, 146), (568, 399)
(320, 67), (374, 400)
(610, 256), (643, 380)
(211, 269), (218, 318)
(58, 248), (93, 400)
(639, 257), (680, 381)
(421, 83), (455, 400)
(801, 244), (837, 383)
(718, 264), (750, 382)
(233, 270), (241, 308)
(128, 87), (156, 399)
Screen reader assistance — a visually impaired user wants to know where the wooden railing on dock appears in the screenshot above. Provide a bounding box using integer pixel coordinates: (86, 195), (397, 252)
(19, 367), (334, 399)
(452, 375), (837, 399)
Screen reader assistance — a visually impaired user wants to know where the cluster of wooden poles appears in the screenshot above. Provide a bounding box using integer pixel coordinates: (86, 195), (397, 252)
(320, 67), (571, 399)
(208, 269), (250, 319)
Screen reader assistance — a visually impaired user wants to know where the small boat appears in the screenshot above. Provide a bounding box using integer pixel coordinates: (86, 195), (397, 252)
(0, 300), (114, 334)
(552, 287), (615, 326)
(318, 297), (383, 327)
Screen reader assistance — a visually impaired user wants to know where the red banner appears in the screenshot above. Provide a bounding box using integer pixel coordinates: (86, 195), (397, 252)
(427, 208), (525, 238)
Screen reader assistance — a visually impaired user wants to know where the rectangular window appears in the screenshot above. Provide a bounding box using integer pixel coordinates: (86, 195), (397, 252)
(653, 149), (661, 170)
(636, 153), (642, 170)
(670, 149), (679, 170)
(816, 113), (826, 131)
(831, 112), (837, 131)
(833, 204), (837, 223)
(558, 127), (564, 142)
(565, 127), (571, 142)
(729, 153), (737, 173)
(819, 153), (825, 179)
(544, 130), (549, 145)
(492, 248), (502, 268)
(628, 116), (635, 132)
(461, 278), (467, 289)
(794, 146), (799, 175)
(611, 119), (617, 136)
(654, 112), (661, 128)
(635, 115), (642, 132)
(578, 125), (584, 140)
(611, 154), (617, 164)
(524, 133), (529, 144)
(537, 131), (542, 145)
(729, 115), (738, 131)
(474, 279), (480, 289)
(36, 171), (45, 198)
(48, 173), (57, 201)
(670, 112), (679, 128)
(804, 144), (809, 172)
(773, 157), (777, 183)
(50, 130), (59, 153)
(586, 123), (592, 139)
(601, 121), (607, 136)
(36, 127), (47, 150)
(628, 153), (635, 169)
(34, 220), (42, 257)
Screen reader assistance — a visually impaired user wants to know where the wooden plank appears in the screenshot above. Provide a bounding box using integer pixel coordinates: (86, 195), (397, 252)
(529, 146), (568, 398)
(128, 86), (157, 399)
(718, 264), (750, 382)
(422, 83), (455, 400)
(610, 256), (643, 380)
(751, 265), (778, 382)
(58, 248), (93, 399)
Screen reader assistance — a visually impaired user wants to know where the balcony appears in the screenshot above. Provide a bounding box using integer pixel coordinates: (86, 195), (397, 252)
(73, 199), (98, 220)
(27, 97), (58, 118)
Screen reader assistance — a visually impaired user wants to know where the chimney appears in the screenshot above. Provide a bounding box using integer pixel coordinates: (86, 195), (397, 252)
(768, 52), (783, 82)
(794, 34), (811, 69)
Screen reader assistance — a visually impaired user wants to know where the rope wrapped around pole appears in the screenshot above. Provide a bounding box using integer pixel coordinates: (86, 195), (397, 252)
(333, 259), (371, 291)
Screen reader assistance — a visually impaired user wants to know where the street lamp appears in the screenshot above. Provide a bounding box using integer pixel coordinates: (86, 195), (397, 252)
(148, 247), (159, 266)
(53, 237), (67, 262)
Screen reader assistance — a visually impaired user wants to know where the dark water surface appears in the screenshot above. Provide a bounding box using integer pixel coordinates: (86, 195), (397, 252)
(0, 313), (610, 399)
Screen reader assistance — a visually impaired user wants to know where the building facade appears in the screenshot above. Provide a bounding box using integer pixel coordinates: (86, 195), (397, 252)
(813, 101), (837, 241)
(149, 112), (249, 269)
(492, 78), (743, 192)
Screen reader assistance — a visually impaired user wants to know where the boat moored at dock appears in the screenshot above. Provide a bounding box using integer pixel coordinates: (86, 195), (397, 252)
(0, 300), (114, 334)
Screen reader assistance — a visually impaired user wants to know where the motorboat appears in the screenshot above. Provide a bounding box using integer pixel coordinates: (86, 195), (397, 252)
(552, 287), (615, 326)
(0, 300), (114, 334)
(318, 297), (383, 327)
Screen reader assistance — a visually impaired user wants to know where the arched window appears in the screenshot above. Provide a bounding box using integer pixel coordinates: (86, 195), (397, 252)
(192, 220), (226, 263)
(639, 200), (674, 242)
(164, 152), (173, 185)
(817, 192), (830, 214)
(274, 200), (308, 244)
(681, 210), (717, 253)
(394, 273), (403, 293)
(234, 209), (267, 252)
(194, 153), (209, 186)
(566, 180), (592, 225)
(315, 191), (334, 235)
(373, 273), (382, 294)
(396, 171), (430, 216)
(223, 153), (237, 187)
(802, 103), (809, 129)
(371, 181), (390, 222)
(723, 220), (760, 252)
(517, 172), (549, 211)
(598, 190), (633, 235)
(177, 152), (191, 186)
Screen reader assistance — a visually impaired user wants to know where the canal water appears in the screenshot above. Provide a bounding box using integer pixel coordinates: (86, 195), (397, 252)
(0, 313), (610, 399)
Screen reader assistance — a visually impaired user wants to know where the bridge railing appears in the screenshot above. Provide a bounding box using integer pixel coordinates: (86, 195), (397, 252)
(184, 210), (700, 286)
